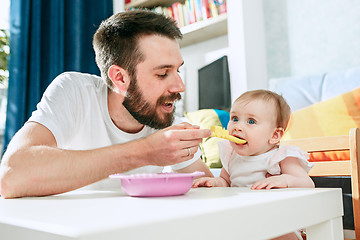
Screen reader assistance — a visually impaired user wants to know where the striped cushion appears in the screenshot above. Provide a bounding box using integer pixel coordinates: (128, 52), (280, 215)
(283, 87), (360, 161)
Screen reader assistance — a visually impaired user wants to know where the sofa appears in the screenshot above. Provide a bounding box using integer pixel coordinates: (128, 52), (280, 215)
(270, 66), (360, 234)
(185, 65), (360, 233)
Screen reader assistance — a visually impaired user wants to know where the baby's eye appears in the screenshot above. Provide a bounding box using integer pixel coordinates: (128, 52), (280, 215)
(231, 116), (239, 122)
(247, 119), (256, 124)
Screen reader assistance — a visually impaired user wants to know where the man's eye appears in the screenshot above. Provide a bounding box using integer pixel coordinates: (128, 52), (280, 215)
(157, 73), (167, 78)
(248, 119), (256, 124)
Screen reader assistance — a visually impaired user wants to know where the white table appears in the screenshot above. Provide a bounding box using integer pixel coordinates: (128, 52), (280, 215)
(0, 187), (343, 240)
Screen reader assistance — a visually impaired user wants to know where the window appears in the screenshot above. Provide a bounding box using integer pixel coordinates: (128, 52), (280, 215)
(0, 0), (9, 147)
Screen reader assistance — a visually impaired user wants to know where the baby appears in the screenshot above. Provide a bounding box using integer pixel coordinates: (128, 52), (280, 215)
(193, 89), (314, 190)
(193, 90), (314, 240)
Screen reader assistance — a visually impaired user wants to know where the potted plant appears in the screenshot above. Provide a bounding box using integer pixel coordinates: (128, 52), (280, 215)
(0, 29), (9, 88)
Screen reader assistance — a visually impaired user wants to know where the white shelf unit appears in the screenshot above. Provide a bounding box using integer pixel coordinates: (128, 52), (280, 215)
(115, 0), (268, 109)
(179, 14), (227, 47)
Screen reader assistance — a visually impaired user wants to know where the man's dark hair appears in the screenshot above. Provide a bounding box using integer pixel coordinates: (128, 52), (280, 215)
(93, 10), (183, 89)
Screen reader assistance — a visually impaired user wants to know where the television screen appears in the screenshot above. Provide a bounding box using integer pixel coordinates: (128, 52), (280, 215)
(198, 56), (231, 110)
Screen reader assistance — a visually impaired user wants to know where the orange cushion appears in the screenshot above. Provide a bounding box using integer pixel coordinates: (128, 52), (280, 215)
(308, 150), (349, 162)
(282, 87), (360, 161)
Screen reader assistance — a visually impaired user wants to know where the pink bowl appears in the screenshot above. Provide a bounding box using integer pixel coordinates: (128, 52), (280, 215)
(109, 171), (205, 197)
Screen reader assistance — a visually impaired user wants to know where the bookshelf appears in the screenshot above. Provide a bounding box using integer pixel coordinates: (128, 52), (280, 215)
(179, 13), (227, 47)
(121, 0), (228, 47)
(125, 0), (179, 9)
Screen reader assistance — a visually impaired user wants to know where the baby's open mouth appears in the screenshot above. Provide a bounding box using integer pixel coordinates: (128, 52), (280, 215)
(233, 135), (247, 145)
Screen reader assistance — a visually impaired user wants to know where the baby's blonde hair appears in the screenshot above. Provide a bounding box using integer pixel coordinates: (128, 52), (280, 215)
(234, 90), (291, 130)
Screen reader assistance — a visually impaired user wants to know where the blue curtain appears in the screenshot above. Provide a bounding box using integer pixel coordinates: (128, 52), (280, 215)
(4, 0), (113, 150)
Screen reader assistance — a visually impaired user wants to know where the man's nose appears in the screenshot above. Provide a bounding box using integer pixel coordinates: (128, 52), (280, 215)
(169, 73), (186, 93)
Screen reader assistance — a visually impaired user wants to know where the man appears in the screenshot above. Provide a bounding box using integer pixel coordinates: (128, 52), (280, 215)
(0, 10), (213, 198)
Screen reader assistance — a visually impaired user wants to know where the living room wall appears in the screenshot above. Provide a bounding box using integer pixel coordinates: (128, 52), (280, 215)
(264, 0), (360, 80)
(181, 36), (229, 112)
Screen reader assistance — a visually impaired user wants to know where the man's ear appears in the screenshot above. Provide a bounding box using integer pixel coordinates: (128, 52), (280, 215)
(107, 65), (130, 95)
(269, 128), (284, 144)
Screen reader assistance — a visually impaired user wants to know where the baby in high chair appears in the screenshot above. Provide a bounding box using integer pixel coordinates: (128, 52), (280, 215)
(193, 90), (315, 240)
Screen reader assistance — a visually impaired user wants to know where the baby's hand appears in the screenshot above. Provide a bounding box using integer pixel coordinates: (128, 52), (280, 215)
(192, 177), (217, 188)
(251, 175), (288, 190)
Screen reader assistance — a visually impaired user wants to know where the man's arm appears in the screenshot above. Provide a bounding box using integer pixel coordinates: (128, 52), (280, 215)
(0, 122), (211, 198)
(0, 122), (154, 198)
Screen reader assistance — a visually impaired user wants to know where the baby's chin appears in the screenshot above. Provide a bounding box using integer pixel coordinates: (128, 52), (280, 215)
(231, 142), (249, 155)
(231, 143), (269, 157)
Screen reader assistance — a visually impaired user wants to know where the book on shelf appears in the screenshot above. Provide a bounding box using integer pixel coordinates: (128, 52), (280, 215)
(201, 0), (211, 19)
(172, 2), (180, 26)
(177, 3), (185, 28)
(194, 0), (203, 21)
(187, 0), (196, 24)
(125, 0), (227, 29)
(209, 0), (218, 17)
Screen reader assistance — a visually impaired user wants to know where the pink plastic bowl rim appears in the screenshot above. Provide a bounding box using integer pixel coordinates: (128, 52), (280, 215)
(108, 171), (205, 197)
(109, 171), (205, 179)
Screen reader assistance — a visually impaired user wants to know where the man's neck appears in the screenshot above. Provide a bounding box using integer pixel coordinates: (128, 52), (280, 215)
(107, 89), (145, 133)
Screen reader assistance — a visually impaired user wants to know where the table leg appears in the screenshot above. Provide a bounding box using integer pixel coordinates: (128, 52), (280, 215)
(306, 217), (344, 240)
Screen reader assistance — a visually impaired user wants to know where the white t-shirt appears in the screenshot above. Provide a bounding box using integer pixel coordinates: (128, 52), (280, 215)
(28, 72), (200, 174)
(218, 140), (313, 187)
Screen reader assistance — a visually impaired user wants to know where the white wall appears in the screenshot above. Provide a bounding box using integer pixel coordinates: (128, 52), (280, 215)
(113, 0), (124, 14)
(180, 35), (229, 112)
(264, 0), (360, 79)
(0, 0), (10, 29)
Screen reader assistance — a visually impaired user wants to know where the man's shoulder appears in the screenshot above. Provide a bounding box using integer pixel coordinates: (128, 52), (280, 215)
(53, 72), (104, 89)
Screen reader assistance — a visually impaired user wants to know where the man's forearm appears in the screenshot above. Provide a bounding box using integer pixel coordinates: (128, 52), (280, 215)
(0, 142), (150, 198)
(0, 123), (212, 198)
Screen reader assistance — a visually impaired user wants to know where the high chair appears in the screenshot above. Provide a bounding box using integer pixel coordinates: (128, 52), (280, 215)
(281, 128), (360, 240)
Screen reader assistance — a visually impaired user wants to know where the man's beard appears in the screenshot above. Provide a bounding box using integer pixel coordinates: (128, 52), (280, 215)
(123, 76), (181, 129)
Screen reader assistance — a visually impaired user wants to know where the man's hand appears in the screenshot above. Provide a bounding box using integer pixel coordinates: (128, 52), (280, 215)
(142, 122), (211, 166)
